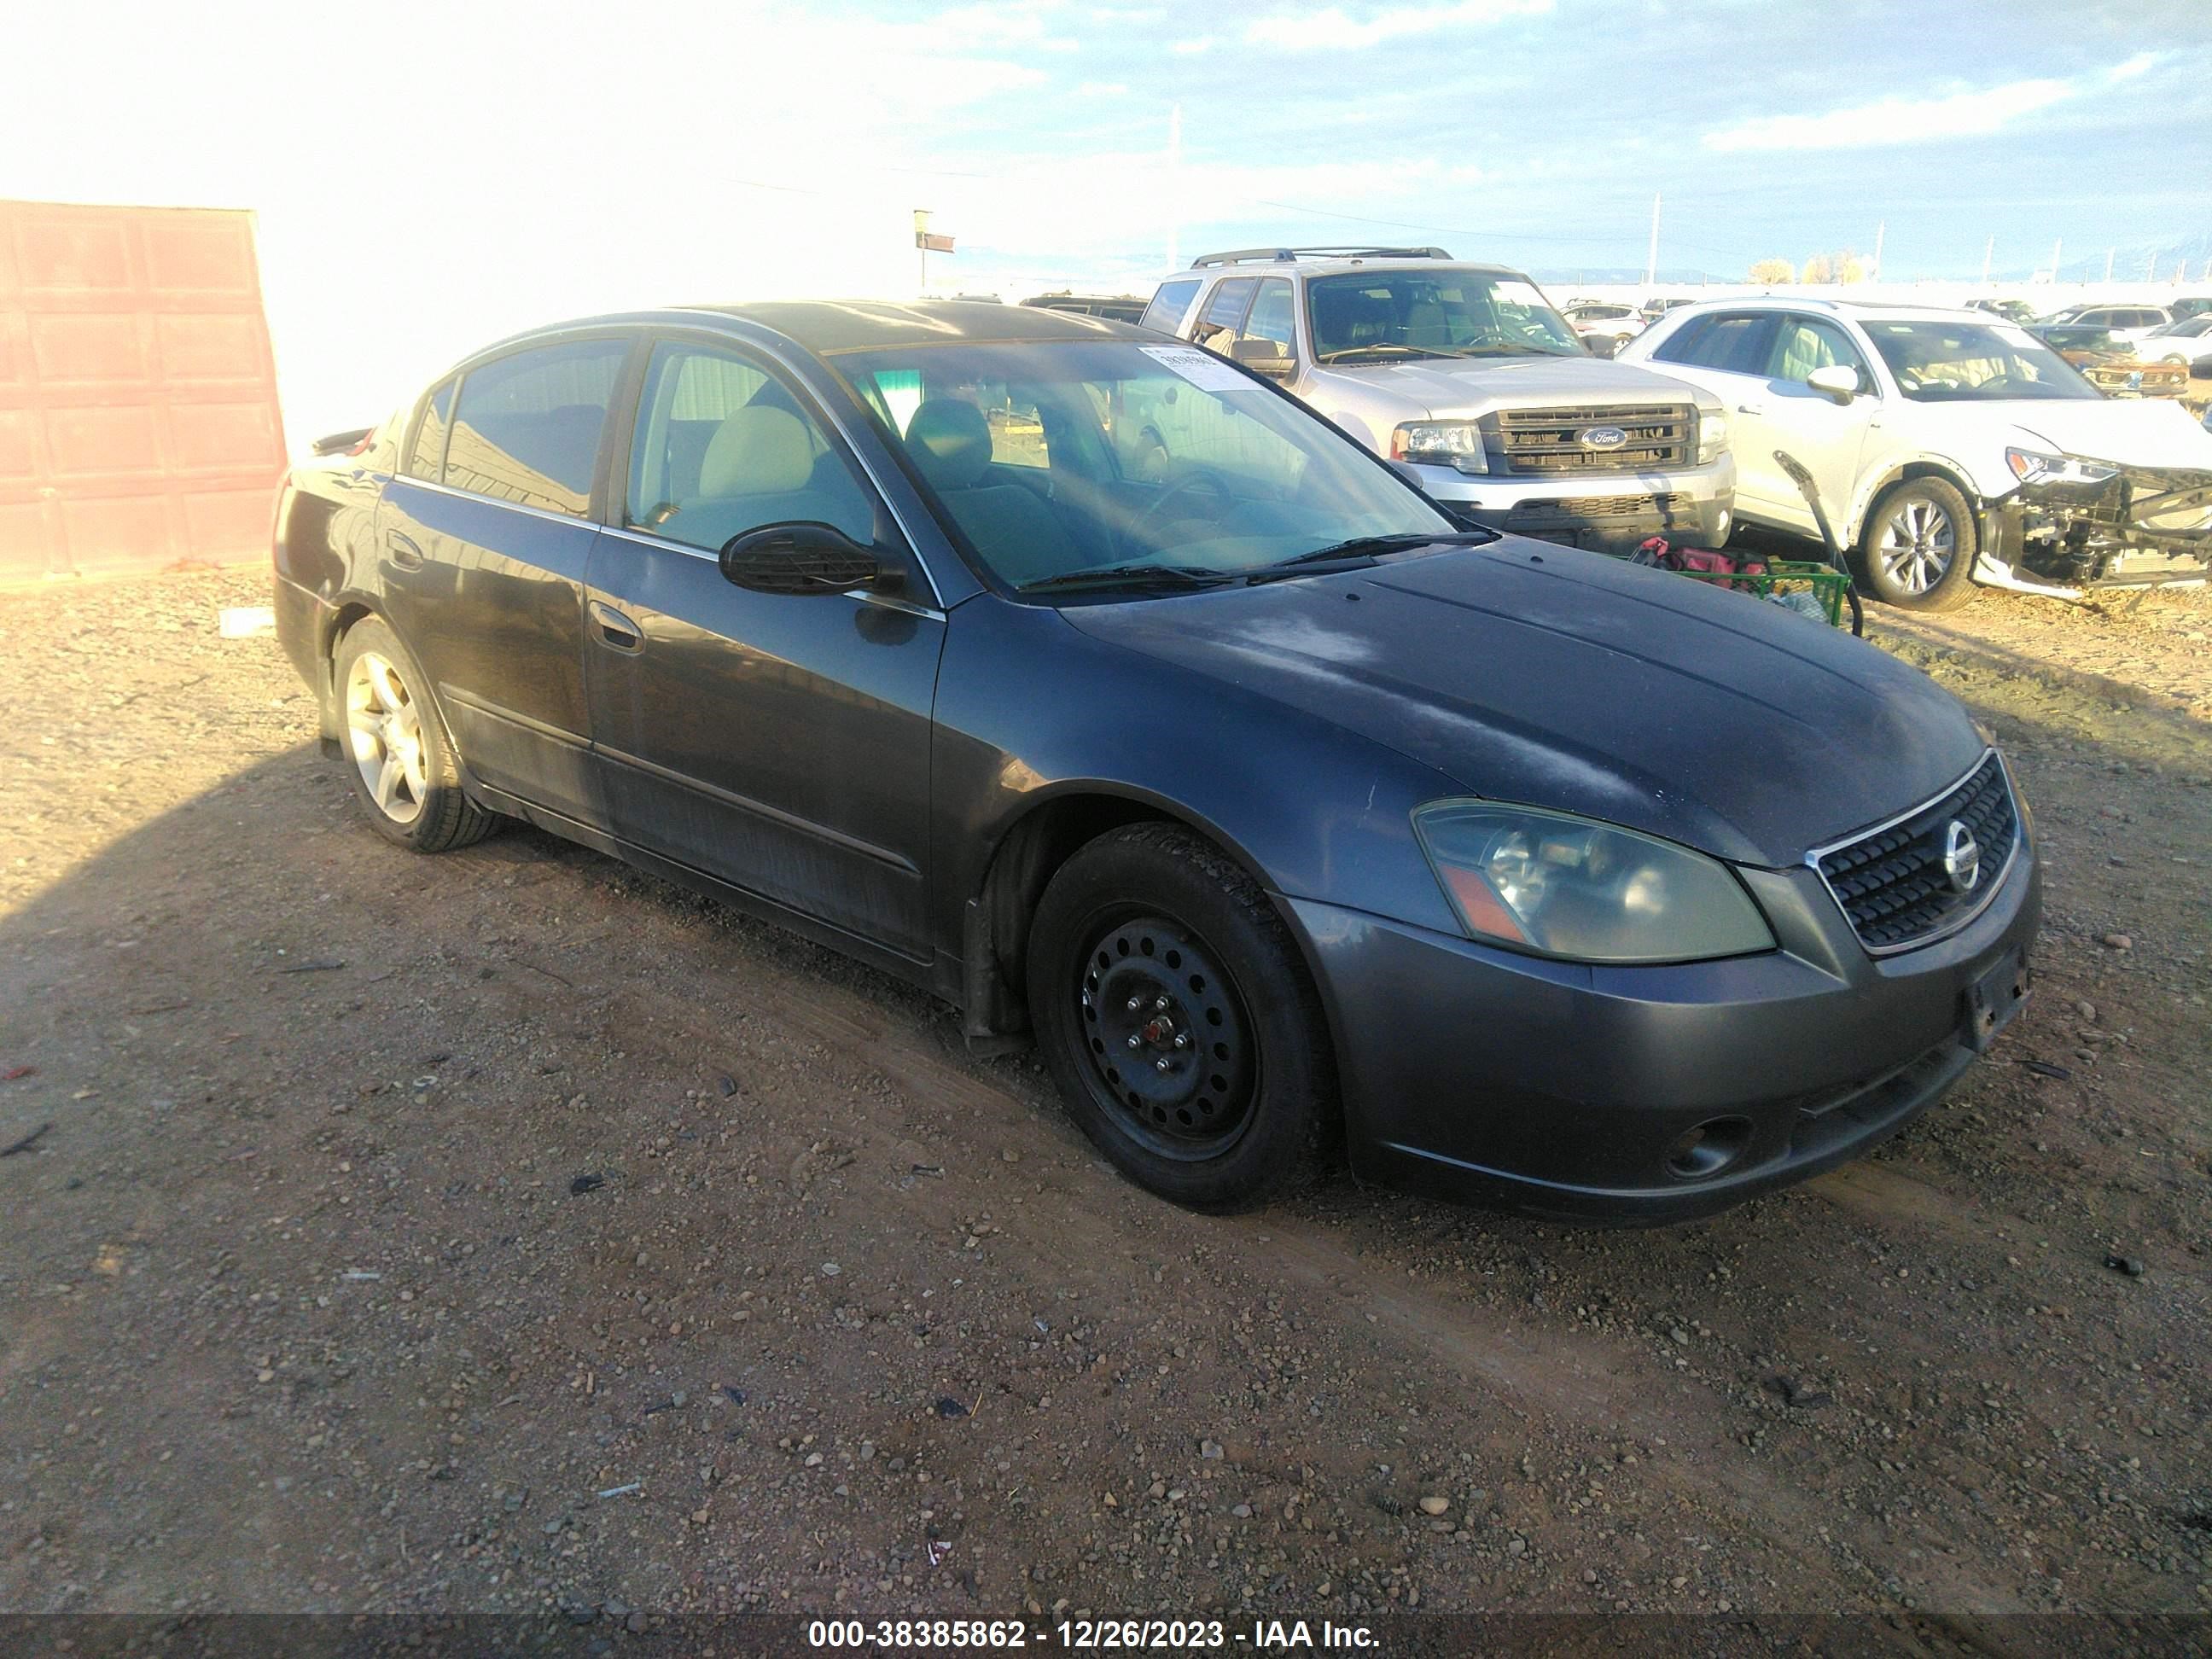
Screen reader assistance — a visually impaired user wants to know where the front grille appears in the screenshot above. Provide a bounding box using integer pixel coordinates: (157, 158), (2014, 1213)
(1814, 753), (2018, 952)
(1507, 492), (1684, 522)
(1491, 404), (1693, 475)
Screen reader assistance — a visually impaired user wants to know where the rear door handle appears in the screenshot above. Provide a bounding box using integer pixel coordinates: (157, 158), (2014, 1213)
(589, 600), (643, 653)
(386, 530), (424, 571)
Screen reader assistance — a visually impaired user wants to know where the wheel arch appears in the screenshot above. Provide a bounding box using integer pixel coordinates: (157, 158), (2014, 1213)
(960, 784), (1317, 1044)
(1844, 456), (1986, 550)
(322, 601), (474, 782)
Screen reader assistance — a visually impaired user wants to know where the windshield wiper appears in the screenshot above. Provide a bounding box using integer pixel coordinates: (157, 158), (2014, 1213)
(1241, 532), (1493, 583)
(1316, 345), (1458, 364)
(1018, 562), (1240, 594)
(1450, 343), (1568, 357)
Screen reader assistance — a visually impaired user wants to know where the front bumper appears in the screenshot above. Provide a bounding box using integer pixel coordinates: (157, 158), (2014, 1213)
(1411, 454), (1734, 553)
(1982, 463), (2212, 594)
(1282, 832), (2040, 1225)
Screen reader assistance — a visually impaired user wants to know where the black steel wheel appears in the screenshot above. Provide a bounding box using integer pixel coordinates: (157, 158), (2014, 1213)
(1027, 823), (1336, 1211)
(1074, 912), (1257, 1160)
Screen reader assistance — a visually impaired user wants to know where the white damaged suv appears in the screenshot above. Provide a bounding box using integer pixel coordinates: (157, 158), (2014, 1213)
(1138, 247), (1734, 552)
(1618, 297), (2212, 607)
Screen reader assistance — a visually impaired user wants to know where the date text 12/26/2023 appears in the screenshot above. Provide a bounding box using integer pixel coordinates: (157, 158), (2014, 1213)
(806, 1617), (1381, 1650)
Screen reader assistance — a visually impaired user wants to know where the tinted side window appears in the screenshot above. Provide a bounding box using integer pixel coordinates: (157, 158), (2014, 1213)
(405, 380), (454, 481)
(445, 340), (628, 517)
(1191, 277), (1257, 350)
(1138, 278), (1202, 335)
(626, 341), (876, 554)
(1648, 314), (1712, 364)
(1672, 313), (1775, 375)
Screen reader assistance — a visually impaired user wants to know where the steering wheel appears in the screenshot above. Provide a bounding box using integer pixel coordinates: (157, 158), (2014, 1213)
(1134, 468), (1234, 539)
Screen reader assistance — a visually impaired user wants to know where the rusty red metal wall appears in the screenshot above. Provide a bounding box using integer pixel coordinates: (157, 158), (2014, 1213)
(0, 200), (288, 579)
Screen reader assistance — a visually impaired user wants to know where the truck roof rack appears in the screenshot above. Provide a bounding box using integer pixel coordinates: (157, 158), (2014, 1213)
(1189, 245), (1452, 268)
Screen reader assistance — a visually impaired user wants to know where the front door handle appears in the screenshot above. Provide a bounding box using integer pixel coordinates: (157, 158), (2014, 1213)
(589, 600), (643, 653)
(386, 530), (425, 571)
(1735, 403), (1765, 416)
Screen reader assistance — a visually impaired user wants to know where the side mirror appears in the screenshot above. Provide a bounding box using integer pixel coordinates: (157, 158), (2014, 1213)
(719, 522), (894, 596)
(2192, 359), (2212, 381)
(1229, 337), (1295, 378)
(1805, 364), (1861, 402)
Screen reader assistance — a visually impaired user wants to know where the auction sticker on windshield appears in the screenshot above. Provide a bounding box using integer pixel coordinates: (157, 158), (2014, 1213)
(1140, 344), (1261, 392)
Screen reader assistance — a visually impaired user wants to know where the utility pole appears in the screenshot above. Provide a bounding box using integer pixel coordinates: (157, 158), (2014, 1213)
(2050, 238), (2062, 282)
(1644, 192), (1661, 290)
(1981, 235), (1993, 285)
(1871, 220), (1884, 282)
(1166, 104), (1183, 271)
(2104, 247), (2115, 282)
(2148, 250), (2158, 282)
(915, 208), (931, 294)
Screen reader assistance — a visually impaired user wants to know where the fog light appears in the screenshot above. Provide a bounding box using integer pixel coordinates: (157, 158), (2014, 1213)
(1664, 1116), (1753, 1181)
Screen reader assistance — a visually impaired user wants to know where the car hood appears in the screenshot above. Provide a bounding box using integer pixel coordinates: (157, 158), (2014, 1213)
(2005, 398), (2212, 469)
(1304, 353), (1709, 416)
(1061, 543), (1984, 868)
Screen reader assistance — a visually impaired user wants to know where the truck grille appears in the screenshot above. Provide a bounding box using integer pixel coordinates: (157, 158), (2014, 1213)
(1506, 493), (1684, 522)
(1813, 753), (2019, 953)
(1491, 405), (1694, 475)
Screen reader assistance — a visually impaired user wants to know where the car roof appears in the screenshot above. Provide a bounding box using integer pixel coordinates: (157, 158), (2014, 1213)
(1164, 258), (1524, 282)
(1660, 296), (2013, 327)
(690, 300), (1149, 353)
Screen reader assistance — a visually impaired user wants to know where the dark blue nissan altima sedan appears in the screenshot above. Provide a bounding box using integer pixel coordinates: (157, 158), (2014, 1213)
(273, 300), (2039, 1224)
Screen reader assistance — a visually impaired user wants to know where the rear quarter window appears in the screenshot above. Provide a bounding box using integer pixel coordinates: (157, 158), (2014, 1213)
(1138, 278), (1202, 335)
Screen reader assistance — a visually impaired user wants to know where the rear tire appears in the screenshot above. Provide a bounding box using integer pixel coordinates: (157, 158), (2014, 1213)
(333, 617), (498, 853)
(1026, 824), (1335, 1212)
(1856, 477), (1978, 612)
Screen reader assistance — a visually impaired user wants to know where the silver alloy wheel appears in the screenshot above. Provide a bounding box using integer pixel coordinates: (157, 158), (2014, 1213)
(345, 650), (429, 826)
(1876, 497), (1957, 595)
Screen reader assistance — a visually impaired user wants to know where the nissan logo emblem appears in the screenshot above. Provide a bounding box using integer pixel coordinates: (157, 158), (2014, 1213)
(1579, 425), (1628, 451)
(1941, 820), (1981, 894)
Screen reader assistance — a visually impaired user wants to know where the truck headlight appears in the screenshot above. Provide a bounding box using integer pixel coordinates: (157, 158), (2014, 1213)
(2005, 448), (2118, 486)
(1697, 409), (1728, 465)
(1412, 801), (1775, 963)
(1392, 422), (1487, 474)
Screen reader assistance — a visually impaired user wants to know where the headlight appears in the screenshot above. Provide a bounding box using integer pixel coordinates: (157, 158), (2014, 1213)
(1697, 409), (1728, 464)
(1412, 800), (1775, 963)
(2005, 447), (2118, 486)
(1392, 421), (1487, 474)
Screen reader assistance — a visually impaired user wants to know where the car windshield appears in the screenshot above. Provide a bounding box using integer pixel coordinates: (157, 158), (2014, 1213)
(1306, 271), (1584, 361)
(834, 339), (1463, 592)
(1861, 319), (2101, 402)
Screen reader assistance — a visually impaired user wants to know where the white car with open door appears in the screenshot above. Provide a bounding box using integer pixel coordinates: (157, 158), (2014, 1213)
(1617, 298), (2212, 608)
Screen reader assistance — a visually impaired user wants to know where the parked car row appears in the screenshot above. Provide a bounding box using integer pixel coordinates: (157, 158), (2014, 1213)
(1131, 253), (2212, 607)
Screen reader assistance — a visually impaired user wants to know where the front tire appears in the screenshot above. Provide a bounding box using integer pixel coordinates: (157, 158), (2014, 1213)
(1026, 824), (1335, 1212)
(333, 617), (498, 853)
(1857, 477), (1978, 611)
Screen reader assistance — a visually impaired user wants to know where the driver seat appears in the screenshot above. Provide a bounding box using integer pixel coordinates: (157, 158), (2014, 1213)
(905, 399), (1084, 585)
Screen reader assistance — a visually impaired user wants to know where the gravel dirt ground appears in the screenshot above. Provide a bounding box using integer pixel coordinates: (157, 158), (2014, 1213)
(1, 568), (2208, 1635)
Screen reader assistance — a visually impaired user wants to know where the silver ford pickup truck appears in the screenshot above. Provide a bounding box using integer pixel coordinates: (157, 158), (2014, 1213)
(1138, 247), (1734, 551)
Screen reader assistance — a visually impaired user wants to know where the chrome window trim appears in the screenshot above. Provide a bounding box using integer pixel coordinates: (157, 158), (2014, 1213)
(399, 474), (598, 532)
(1802, 747), (2022, 958)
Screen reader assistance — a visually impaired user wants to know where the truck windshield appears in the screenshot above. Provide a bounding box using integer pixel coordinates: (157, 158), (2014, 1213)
(833, 339), (1461, 593)
(1861, 319), (2102, 403)
(1307, 272), (1585, 361)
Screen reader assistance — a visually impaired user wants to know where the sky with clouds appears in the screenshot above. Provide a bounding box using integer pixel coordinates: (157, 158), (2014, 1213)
(3, 0), (2206, 439)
